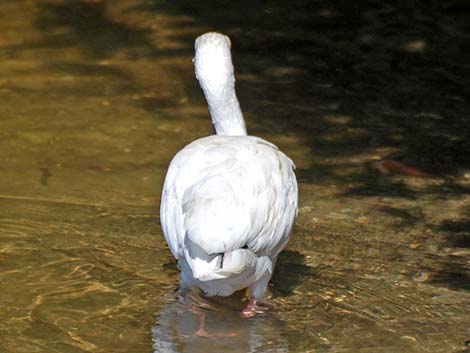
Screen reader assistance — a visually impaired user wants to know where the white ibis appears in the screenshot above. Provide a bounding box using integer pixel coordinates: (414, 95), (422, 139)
(160, 32), (298, 317)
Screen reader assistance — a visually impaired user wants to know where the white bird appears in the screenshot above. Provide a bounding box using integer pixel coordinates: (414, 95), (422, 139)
(160, 32), (298, 316)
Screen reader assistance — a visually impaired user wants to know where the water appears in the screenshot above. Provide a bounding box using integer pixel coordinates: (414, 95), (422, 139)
(1, 1), (469, 352)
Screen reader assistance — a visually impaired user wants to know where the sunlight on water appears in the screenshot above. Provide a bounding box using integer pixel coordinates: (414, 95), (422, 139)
(0, 1), (469, 353)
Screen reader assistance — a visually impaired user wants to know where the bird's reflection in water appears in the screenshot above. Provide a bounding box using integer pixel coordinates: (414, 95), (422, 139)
(153, 289), (288, 353)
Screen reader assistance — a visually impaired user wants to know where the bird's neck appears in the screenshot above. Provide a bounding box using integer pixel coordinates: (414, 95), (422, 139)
(204, 84), (247, 136)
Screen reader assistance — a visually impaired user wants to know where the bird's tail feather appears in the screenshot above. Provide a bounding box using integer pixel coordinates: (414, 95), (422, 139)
(183, 237), (258, 281)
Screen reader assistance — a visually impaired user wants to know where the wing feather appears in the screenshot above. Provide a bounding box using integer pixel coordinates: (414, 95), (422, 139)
(160, 135), (297, 264)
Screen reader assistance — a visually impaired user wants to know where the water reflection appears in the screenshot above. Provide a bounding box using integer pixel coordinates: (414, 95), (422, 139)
(153, 289), (287, 353)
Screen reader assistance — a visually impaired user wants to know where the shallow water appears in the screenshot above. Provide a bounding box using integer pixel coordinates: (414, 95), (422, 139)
(1, 1), (469, 352)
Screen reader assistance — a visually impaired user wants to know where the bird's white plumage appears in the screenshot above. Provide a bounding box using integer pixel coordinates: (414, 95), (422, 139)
(160, 32), (298, 300)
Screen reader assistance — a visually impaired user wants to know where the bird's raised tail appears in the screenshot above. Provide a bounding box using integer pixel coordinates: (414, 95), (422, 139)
(183, 237), (256, 281)
(181, 238), (273, 297)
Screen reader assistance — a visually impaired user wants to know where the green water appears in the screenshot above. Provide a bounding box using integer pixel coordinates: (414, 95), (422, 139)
(1, 1), (469, 352)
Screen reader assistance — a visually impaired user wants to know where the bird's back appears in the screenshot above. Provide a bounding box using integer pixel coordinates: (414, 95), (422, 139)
(160, 135), (297, 295)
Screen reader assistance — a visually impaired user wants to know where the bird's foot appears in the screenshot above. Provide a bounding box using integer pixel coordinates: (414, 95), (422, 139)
(241, 298), (270, 318)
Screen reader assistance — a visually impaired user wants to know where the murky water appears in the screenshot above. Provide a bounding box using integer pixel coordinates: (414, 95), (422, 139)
(1, 1), (469, 352)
